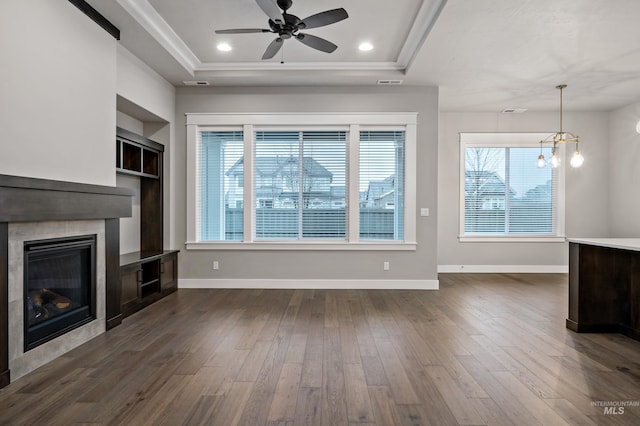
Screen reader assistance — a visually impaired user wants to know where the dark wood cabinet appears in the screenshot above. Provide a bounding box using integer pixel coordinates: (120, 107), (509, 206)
(120, 263), (140, 313)
(119, 251), (178, 318)
(160, 253), (177, 290)
(568, 240), (640, 341)
(106, 128), (178, 328)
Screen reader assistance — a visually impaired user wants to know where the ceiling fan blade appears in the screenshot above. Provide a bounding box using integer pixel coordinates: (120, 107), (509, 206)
(299, 8), (348, 29)
(215, 28), (272, 34)
(295, 33), (337, 54)
(255, 0), (284, 24)
(262, 37), (284, 59)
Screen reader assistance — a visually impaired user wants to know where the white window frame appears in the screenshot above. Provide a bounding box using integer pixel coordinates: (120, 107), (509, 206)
(459, 133), (566, 243)
(186, 113), (417, 250)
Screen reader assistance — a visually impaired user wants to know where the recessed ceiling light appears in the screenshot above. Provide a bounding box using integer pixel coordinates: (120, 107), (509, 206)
(217, 43), (232, 52)
(358, 42), (374, 52)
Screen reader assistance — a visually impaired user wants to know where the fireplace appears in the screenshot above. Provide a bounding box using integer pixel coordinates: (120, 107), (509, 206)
(1, 174), (133, 388)
(24, 235), (96, 351)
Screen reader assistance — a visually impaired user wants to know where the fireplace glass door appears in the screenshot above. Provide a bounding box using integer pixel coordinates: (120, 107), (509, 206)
(24, 235), (96, 351)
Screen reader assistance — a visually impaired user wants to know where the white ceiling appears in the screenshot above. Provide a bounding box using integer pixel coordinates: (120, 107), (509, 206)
(87, 0), (640, 111)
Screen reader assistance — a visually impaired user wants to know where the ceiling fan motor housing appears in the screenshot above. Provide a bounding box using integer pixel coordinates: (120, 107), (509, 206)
(269, 13), (303, 38)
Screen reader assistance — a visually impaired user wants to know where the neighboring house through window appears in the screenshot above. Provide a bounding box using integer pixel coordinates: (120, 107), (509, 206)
(460, 133), (565, 241)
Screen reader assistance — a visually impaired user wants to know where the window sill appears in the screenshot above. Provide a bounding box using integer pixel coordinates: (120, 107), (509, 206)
(458, 236), (567, 243)
(185, 241), (417, 251)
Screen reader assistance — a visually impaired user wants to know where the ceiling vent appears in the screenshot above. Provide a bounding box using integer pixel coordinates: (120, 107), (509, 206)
(501, 108), (527, 113)
(183, 80), (210, 86)
(377, 79), (403, 85)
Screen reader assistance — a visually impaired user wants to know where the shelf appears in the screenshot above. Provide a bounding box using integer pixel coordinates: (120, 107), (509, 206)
(140, 278), (160, 299)
(142, 149), (159, 176)
(122, 142), (141, 173)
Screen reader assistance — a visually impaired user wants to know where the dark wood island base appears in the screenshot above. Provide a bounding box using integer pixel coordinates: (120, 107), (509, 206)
(568, 239), (640, 342)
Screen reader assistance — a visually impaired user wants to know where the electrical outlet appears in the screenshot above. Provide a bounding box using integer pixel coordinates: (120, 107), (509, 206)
(383, 261), (390, 271)
(212, 260), (219, 270)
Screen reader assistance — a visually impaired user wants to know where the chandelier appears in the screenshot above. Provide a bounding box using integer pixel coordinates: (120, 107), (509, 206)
(537, 84), (584, 168)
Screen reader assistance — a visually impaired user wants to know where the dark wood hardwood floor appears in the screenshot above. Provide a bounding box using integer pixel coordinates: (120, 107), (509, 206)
(1, 273), (639, 425)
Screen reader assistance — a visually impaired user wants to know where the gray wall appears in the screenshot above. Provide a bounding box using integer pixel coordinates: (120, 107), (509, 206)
(175, 86), (439, 281)
(0, 0), (117, 186)
(116, 46), (177, 250)
(438, 111), (610, 271)
(609, 101), (640, 237)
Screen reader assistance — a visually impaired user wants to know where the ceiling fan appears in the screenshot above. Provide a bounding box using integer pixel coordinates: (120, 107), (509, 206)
(215, 0), (349, 60)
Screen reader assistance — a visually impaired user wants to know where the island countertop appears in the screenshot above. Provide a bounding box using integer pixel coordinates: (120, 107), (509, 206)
(567, 238), (640, 252)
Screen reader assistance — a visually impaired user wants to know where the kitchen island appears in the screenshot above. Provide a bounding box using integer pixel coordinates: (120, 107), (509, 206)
(567, 238), (640, 341)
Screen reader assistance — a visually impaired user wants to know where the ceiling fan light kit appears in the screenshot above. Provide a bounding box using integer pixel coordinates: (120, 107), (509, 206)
(215, 0), (349, 60)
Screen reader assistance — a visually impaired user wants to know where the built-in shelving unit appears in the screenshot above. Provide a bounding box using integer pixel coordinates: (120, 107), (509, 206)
(116, 134), (160, 179)
(108, 128), (178, 327)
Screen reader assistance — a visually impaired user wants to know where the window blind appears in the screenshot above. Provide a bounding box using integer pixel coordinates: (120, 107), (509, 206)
(359, 131), (405, 240)
(463, 146), (557, 235)
(199, 131), (244, 241)
(254, 130), (347, 240)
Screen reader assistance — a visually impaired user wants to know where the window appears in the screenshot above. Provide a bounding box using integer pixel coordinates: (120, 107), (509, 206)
(360, 131), (405, 240)
(460, 133), (565, 241)
(254, 130), (347, 240)
(198, 130), (244, 241)
(186, 113), (417, 249)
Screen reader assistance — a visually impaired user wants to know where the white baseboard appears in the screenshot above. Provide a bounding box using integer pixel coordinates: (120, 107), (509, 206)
(179, 278), (439, 290)
(437, 265), (568, 273)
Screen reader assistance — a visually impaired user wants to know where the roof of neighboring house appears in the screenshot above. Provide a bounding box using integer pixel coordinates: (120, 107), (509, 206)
(364, 175), (395, 201)
(226, 156), (332, 179)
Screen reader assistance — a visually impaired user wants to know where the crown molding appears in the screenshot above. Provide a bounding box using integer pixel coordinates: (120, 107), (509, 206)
(117, 0), (198, 75)
(194, 61), (404, 72)
(397, 0), (448, 70)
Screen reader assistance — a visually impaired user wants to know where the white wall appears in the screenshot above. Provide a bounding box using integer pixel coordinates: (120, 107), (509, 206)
(175, 86), (439, 284)
(438, 111), (610, 272)
(116, 111), (144, 135)
(0, 0), (117, 186)
(608, 102), (640, 237)
(116, 46), (175, 124)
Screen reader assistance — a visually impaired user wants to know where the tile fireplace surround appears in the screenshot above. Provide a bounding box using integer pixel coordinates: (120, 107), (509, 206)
(9, 220), (105, 379)
(0, 174), (133, 388)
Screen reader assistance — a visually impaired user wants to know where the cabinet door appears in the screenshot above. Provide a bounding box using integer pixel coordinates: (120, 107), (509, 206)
(121, 266), (140, 310)
(160, 255), (177, 290)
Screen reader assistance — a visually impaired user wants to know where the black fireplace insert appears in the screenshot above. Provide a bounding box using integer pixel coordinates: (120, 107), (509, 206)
(23, 234), (96, 351)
